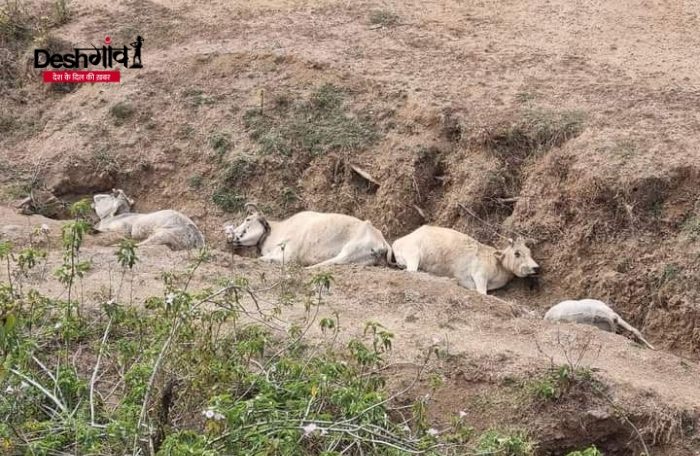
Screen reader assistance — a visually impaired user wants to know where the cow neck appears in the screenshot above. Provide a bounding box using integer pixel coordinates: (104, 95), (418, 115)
(255, 220), (272, 255)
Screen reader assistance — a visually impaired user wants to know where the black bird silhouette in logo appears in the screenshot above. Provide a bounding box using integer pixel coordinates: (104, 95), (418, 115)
(130, 36), (144, 68)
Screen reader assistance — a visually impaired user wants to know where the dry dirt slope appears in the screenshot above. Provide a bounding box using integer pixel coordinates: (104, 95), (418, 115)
(1, 0), (700, 453)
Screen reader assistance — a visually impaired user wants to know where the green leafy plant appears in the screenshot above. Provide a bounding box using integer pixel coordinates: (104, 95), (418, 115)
(566, 446), (604, 456)
(478, 430), (535, 456)
(211, 189), (245, 213)
(0, 240), (13, 294)
(54, 199), (92, 314)
(209, 132), (231, 162)
(115, 239), (138, 303)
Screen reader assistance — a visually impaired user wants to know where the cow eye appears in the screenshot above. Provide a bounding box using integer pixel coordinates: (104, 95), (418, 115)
(515, 251), (521, 258)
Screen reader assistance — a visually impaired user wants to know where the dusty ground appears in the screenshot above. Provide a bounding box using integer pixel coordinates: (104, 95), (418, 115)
(2, 0), (700, 454)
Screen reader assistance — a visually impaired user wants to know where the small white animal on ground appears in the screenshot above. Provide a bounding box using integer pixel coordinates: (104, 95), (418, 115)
(391, 225), (539, 295)
(92, 189), (204, 251)
(92, 189), (133, 220)
(223, 204), (392, 268)
(544, 299), (654, 349)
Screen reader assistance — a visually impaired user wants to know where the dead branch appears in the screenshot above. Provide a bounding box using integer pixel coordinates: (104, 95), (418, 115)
(350, 164), (380, 186)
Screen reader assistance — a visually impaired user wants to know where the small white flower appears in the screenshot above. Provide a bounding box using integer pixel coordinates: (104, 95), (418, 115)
(427, 428), (439, 436)
(5, 386), (14, 394)
(165, 293), (176, 306)
(202, 410), (215, 419)
(40, 224), (50, 234)
(301, 423), (318, 436)
(54, 322), (63, 330)
(459, 410), (467, 418)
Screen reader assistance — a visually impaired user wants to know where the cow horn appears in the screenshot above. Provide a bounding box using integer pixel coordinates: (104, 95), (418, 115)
(245, 203), (261, 215)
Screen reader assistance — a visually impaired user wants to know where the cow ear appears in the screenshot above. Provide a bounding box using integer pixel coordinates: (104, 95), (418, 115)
(494, 250), (504, 261)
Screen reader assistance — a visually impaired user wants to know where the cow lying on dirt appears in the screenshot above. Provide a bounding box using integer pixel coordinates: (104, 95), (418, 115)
(92, 190), (205, 250)
(544, 299), (654, 349)
(223, 204), (392, 268)
(391, 225), (539, 295)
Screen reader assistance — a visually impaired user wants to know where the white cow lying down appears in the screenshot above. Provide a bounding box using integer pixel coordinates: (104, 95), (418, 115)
(92, 190), (205, 251)
(391, 225), (539, 295)
(544, 299), (654, 349)
(224, 204), (392, 268)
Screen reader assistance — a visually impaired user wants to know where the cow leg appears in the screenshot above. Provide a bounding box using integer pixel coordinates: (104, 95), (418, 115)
(306, 242), (372, 268)
(307, 250), (355, 268)
(402, 254), (420, 272)
(260, 245), (288, 263)
(471, 274), (489, 295)
(137, 230), (173, 249)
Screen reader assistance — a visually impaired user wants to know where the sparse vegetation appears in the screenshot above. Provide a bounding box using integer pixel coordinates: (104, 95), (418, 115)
(208, 131), (232, 161)
(0, 0), (33, 42)
(176, 124), (195, 140)
(515, 91), (537, 103)
(607, 139), (637, 160)
(280, 186), (299, 209)
(243, 83), (379, 157)
(182, 88), (215, 107)
(482, 109), (585, 157)
(477, 430), (535, 456)
(221, 155), (256, 183)
(658, 263), (681, 287)
(188, 173), (204, 190)
(369, 9), (400, 27)
(528, 364), (595, 402)
(211, 188), (246, 213)
(0, 114), (18, 133)
(1, 180), (31, 200)
(566, 446), (604, 456)
(681, 215), (700, 240)
(92, 147), (120, 174)
(109, 102), (136, 125)
(53, 0), (70, 25)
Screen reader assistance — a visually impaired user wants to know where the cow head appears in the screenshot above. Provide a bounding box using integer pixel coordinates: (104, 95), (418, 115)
(92, 188), (133, 220)
(224, 203), (271, 247)
(494, 237), (539, 278)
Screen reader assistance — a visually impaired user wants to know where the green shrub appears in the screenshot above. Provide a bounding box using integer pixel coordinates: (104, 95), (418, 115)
(478, 430), (535, 456)
(566, 445), (604, 456)
(243, 83), (379, 158)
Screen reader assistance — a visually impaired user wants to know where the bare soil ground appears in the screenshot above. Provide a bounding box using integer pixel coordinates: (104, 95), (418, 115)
(2, 0), (700, 454)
